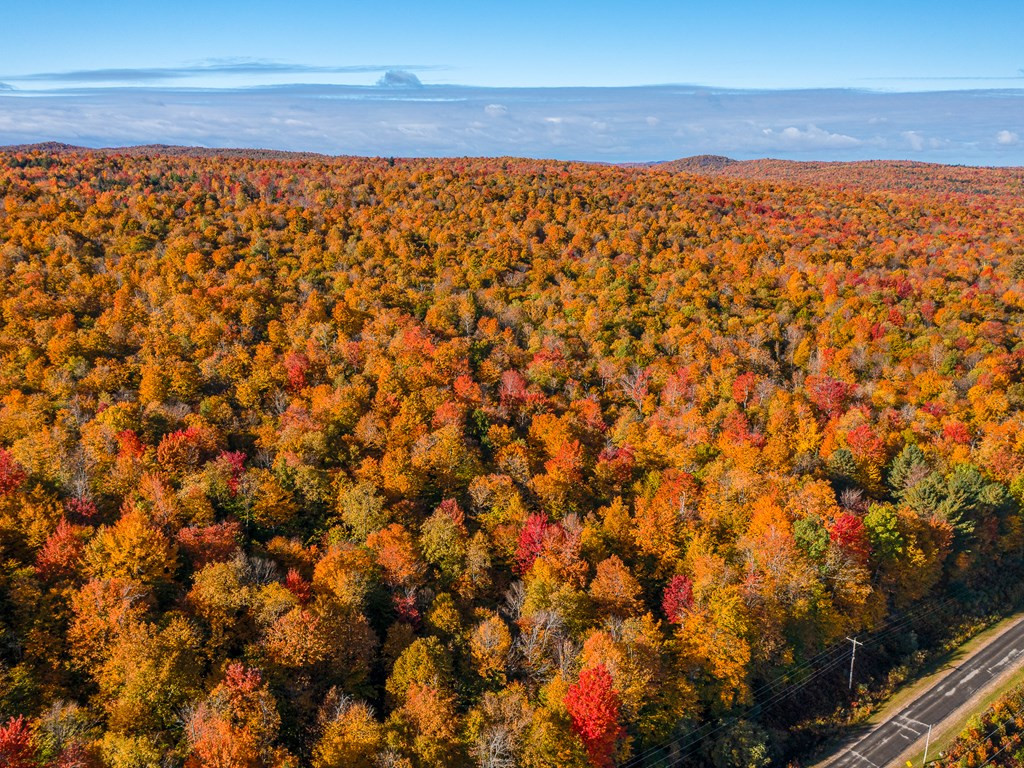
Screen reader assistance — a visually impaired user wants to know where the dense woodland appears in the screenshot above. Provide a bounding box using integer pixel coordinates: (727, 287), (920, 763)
(1, 148), (1024, 767)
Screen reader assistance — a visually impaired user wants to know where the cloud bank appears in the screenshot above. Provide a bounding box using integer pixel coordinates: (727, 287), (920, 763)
(0, 60), (443, 85)
(0, 83), (1022, 164)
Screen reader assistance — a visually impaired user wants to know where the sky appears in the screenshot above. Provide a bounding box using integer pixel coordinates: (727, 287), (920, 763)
(0, 0), (1022, 162)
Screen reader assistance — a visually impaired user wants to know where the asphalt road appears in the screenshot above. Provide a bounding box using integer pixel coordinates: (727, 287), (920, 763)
(828, 618), (1024, 768)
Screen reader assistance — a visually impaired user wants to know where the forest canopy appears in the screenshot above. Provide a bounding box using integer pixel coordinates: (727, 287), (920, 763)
(1, 148), (1024, 767)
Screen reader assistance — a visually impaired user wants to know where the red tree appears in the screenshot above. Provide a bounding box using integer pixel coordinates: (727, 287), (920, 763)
(565, 664), (623, 768)
(845, 423), (886, 467)
(830, 512), (870, 561)
(662, 574), (695, 624)
(732, 372), (758, 405)
(0, 449), (27, 496)
(176, 521), (241, 568)
(284, 568), (312, 604)
(65, 496), (99, 522)
(115, 429), (146, 460)
(0, 715), (36, 768)
(216, 450), (247, 495)
(35, 519), (87, 581)
(514, 514), (552, 574)
(807, 375), (853, 419)
(943, 421), (972, 445)
(284, 351), (310, 391)
(393, 591), (421, 627)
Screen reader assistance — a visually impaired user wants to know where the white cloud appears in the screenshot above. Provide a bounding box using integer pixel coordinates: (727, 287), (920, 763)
(902, 130), (925, 151)
(901, 130), (950, 151)
(1, 84), (1022, 164)
(762, 124), (861, 148)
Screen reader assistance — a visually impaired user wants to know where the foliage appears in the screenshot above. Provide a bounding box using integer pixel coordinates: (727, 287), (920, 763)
(565, 665), (624, 767)
(0, 148), (1023, 765)
(935, 680), (1024, 767)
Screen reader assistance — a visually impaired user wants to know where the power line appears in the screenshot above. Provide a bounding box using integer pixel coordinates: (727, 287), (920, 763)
(623, 607), (938, 767)
(746, 598), (948, 705)
(863, 596), (958, 647)
(831, 653), (1024, 768)
(619, 595), (959, 767)
(951, 700), (1024, 768)
(976, 732), (1023, 768)
(629, 654), (854, 768)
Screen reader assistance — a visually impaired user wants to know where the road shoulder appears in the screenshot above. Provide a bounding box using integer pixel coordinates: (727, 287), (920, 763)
(900, 631), (1024, 766)
(811, 611), (1024, 768)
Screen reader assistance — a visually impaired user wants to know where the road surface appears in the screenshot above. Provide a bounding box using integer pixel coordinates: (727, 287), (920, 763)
(827, 617), (1024, 767)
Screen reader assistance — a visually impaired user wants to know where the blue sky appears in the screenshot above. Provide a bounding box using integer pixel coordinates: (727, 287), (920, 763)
(0, 0), (1022, 162)
(4, 0), (1022, 90)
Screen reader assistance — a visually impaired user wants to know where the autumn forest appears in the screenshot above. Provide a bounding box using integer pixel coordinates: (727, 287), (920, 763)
(1, 148), (1024, 767)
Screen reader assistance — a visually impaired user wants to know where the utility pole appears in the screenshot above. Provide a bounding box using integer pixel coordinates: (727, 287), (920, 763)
(847, 636), (862, 689)
(901, 715), (932, 767)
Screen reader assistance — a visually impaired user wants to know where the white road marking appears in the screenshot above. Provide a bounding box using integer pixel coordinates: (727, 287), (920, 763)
(894, 716), (924, 736)
(960, 668), (980, 684)
(848, 748), (881, 767)
(989, 649), (1021, 673)
(824, 623), (1024, 768)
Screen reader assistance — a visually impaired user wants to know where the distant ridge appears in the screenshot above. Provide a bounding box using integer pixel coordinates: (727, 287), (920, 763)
(0, 141), (88, 153)
(0, 142), (334, 161)
(645, 156), (1024, 196)
(696, 158), (1024, 196)
(649, 155), (739, 172)
(2, 143), (1022, 196)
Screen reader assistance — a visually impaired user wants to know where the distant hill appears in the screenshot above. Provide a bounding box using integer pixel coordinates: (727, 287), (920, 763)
(652, 156), (1024, 196)
(0, 141), (88, 154)
(648, 155), (739, 173)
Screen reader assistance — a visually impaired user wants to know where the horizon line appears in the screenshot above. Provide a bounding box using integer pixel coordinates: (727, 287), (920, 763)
(2, 142), (1022, 172)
